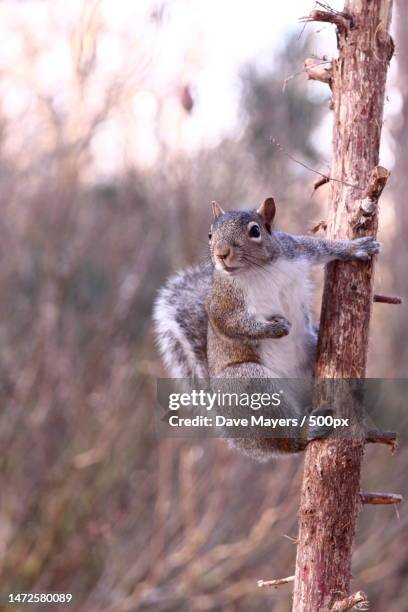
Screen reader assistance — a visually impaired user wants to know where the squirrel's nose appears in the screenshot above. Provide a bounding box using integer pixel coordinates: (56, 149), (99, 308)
(214, 241), (232, 260)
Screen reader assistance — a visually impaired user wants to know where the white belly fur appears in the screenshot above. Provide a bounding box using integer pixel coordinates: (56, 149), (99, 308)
(238, 260), (313, 378)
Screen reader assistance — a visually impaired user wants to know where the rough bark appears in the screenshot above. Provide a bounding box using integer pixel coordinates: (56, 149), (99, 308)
(293, 2), (394, 611)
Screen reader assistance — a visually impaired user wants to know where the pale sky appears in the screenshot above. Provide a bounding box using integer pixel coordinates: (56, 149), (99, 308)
(0, 0), (398, 178)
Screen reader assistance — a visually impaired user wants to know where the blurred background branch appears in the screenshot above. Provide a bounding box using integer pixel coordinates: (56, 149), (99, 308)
(0, 1), (406, 610)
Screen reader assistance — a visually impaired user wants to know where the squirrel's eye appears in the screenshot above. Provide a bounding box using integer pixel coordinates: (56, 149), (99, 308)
(208, 232), (212, 242)
(248, 223), (261, 240)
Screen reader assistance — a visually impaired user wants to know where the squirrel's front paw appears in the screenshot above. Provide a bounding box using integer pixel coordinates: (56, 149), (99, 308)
(351, 236), (381, 261)
(266, 314), (291, 338)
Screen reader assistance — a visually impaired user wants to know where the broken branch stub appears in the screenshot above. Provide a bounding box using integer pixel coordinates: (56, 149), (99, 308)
(330, 590), (369, 612)
(299, 9), (352, 32)
(304, 58), (333, 85)
(354, 165), (390, 229)
(359, 492), (403, 505)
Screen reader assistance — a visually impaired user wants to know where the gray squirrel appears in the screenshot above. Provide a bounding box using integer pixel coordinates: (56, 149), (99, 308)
(154, 197), (380, 459)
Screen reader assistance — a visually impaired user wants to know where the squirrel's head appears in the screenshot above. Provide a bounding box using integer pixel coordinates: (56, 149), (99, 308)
(209, 198), (276, 276)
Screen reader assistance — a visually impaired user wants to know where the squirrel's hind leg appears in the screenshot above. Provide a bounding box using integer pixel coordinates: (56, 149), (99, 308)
(229, 437), (306, 461)
(215, 363), (307, 460)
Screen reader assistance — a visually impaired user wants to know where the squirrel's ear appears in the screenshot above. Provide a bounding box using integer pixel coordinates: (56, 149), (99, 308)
(257, 197), (276, 232)
(211, 200), (225, 219)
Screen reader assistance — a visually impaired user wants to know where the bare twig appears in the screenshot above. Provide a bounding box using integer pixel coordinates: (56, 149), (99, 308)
(330, 590), (369, 611)
(373, 294), (402, 304)
(282, 68), (306, 92)
(270, 139), (364, 191)
(257, 575), (295, 588)
(359, 492), (403, 505)
(283, 59), (332, 92)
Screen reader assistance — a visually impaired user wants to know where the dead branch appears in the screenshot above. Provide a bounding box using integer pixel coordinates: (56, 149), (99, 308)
(257, 575), (295, 588)
(330, 590), (369, 611)
(373, 294), (402, 304)
(365, 429), (398, 450)
(299, 9), (352, 32)
(359, 492), (403, 505)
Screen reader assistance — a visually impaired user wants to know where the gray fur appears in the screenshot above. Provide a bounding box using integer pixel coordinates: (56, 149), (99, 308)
(153, 205), (380, 458)
(153, 264), (212, 378)
(154, 223), (379, 379)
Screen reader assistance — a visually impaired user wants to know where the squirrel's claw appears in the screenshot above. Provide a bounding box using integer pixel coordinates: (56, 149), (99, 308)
(352, 236), (381, 260)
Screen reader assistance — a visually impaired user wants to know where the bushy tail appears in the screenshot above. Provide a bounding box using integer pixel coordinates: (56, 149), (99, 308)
(153, 265), (212, 379)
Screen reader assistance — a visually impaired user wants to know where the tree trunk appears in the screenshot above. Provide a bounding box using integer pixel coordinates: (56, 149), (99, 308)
(293, 2), (394, 611)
